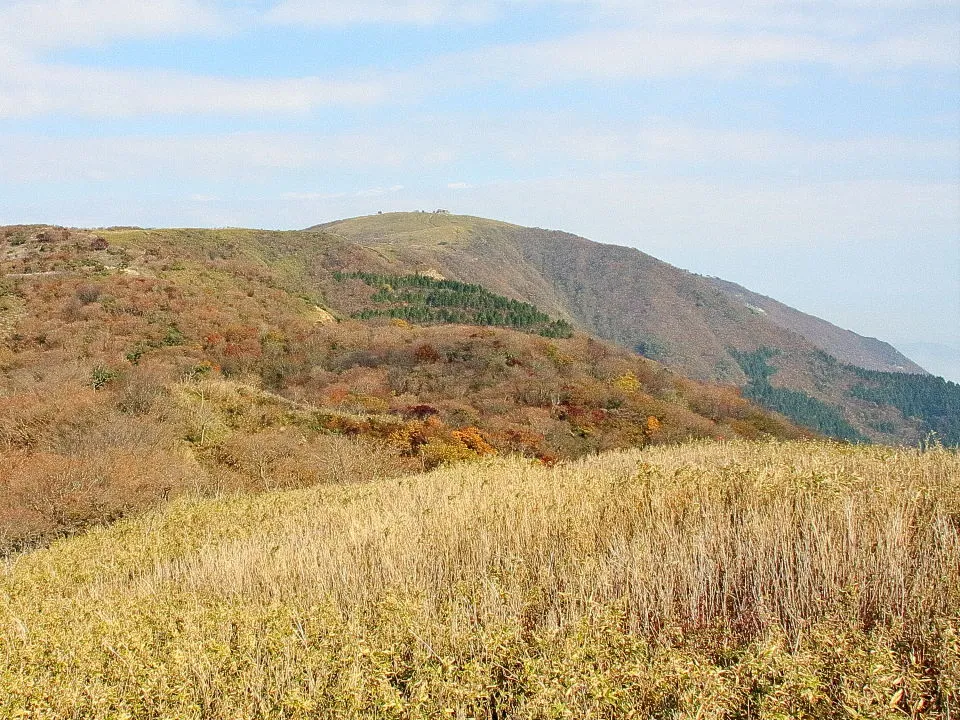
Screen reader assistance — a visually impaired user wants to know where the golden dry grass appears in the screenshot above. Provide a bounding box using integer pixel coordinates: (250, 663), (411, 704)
(2, 440), (958, 718)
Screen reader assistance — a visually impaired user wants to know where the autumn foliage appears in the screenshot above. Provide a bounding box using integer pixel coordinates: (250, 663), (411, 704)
(0, 225), (809, 551)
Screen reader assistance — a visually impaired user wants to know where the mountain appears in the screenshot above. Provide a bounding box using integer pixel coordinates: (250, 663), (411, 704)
(312, 212), (957, 445)
(0, 222), (808, 551)
(706, 277), (927, 374)
(1, 214), (954, 478)
(2, 216), (958, 549)
(2, 220), (957, 715)
(314, 213), (923, 375)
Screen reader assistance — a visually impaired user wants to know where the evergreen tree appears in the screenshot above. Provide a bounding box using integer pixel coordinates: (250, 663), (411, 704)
(336, 272), (574, 338)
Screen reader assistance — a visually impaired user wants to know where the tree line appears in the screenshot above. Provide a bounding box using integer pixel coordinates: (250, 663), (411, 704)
(731, 347), (867, 442)
(850, 367), (960, 445)
(334, 271), (574, 338)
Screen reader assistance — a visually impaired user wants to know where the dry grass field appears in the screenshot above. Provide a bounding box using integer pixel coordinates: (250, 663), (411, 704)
(2, 440), (959, 718)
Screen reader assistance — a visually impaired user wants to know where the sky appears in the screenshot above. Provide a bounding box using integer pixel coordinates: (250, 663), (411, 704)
(1, 0), (958, 380)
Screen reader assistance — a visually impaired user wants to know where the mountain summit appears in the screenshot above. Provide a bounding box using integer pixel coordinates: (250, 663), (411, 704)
(315, 212), (922, 377)
(313, 212), (955, 445)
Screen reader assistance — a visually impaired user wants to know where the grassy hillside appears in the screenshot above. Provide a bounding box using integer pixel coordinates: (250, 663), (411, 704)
(315, 213), (942, 444)
(0, 224), (806, 552)
(3, 217), (950, 451)
(2, 441), (958, 718)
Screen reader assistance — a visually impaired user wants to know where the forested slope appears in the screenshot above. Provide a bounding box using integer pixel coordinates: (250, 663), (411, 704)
(316, 213), (945, 444)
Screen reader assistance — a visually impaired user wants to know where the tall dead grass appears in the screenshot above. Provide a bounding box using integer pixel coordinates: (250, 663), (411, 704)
(2, 440), (958, 718)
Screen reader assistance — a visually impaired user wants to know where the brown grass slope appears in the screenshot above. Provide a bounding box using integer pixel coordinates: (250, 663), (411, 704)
(313, 213), (929, 443)
(0, 224), (806, 551)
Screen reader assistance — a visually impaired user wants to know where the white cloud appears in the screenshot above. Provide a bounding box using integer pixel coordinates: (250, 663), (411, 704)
(0, 1), (395, 119)
(281, 185), (406, 204)
(509, 0), (958, 32)
(0, 0), (226, 50)
(266, 0), (494, 26)
(478, 121), (959, 175)
(356, 185), (405, 197)
(0, 57), (392, 118)
(0, 0), (953, 121)
(1, 122), (954, 183)
(444, 26), (958, 88)
(282, 191), (350, 201)
(0, 132), (421, 181)
(352, 0), (957, 90)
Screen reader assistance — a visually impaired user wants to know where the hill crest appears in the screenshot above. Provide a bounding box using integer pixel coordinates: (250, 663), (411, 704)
(309, 212), (951, 445)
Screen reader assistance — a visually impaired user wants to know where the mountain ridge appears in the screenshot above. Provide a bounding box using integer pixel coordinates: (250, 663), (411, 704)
(3, 214), (955, 453)
(312, 211), (925, 375)
(706, 276), (926, 375)
(308, 212), (953, 445)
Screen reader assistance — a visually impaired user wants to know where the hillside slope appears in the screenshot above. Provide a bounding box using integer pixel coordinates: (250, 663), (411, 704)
(3, 217), (954, 452)
(0, 223), (807, 551)
(707, 276), (927, 374)
(313, 213), (950, 444)
(316, 213), (925, 378)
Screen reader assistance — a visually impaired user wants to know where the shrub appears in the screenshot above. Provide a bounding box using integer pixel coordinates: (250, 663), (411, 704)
(414, 342), (441, 363)
(403, 404), (439, 420)
(91, 364), (120, 390)
(75, 285), (102, 304)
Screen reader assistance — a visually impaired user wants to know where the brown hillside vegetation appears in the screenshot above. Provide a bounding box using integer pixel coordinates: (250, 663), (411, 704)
(316, 213), (931, 444)
(0, 224), (806, 551)
(2, 441), (958, 718)
(4, 216), (935, 447)
(2, 217), (936, 446)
